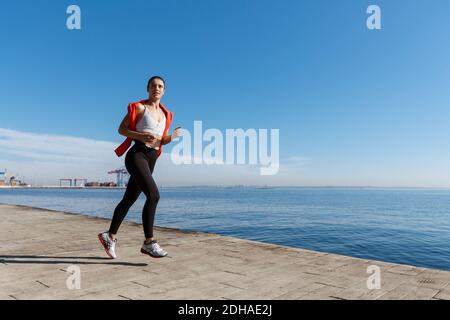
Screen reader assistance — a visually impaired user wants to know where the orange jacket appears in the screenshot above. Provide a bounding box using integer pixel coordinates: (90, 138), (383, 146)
(114, 100), (173, 158)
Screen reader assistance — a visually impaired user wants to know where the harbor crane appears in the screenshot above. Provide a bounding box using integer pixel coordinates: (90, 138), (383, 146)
(108, 167), (129, 187)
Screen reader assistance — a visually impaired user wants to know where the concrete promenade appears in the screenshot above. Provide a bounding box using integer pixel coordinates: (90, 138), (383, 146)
(1, 203), (450, 300)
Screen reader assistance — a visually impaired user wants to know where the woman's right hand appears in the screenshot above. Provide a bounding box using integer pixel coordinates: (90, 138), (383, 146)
(140, 133), (157, 144)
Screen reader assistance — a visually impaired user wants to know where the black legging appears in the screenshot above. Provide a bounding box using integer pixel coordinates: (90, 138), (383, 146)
(109, 141), (160, 238)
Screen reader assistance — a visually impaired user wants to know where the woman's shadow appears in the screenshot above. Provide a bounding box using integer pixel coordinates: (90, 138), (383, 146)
(0, 255), (148, 267)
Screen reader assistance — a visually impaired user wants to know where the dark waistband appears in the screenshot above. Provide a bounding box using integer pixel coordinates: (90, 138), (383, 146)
(132, 140), (158, 152)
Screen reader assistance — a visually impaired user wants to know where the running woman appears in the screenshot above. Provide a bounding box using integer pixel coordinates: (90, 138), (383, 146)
(98, 76), (182, 258)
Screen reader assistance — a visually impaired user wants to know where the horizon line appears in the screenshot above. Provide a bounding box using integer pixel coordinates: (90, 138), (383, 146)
(4, 185), (450, 190)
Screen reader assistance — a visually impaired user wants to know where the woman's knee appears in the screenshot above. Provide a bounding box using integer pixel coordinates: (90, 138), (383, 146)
(152, 191), (161, 203)
(145, 190), (160, 203)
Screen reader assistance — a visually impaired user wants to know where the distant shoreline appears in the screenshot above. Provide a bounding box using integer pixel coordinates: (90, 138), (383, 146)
(1, 185), (450, 190)
(0, 186), (126, 189)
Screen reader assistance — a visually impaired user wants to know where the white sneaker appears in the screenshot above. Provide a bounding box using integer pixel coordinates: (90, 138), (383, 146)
(140, 240), (168, 258)
(98, 232), (117, 259)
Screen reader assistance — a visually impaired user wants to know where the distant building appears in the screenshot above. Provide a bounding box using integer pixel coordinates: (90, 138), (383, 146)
(85, 182), (100, 187)
(85, 181), (117, 187)
(10, 176), (18, 187)
(100, 182), (117, 187)
(0, 169), (6, 186)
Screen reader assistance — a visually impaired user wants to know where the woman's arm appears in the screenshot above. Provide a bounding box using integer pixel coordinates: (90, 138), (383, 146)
(118, 113), (158, 145)
(161, 127), (182, 145)
(160, 134), (172, 145)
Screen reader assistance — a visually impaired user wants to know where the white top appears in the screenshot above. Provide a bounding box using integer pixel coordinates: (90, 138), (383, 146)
(136, 106), (166, 149)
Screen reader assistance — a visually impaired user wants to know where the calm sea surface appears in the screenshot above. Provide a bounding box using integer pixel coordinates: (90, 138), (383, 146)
(1, 187), (450, 271)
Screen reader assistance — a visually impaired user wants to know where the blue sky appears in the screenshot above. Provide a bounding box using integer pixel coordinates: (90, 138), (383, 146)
(1, 0), (450, 186)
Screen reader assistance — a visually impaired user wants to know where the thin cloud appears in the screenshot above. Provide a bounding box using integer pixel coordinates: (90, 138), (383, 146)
(0, 128), (306, 186)
(0, 128), (115, 162)
(0, 128), (123, 185)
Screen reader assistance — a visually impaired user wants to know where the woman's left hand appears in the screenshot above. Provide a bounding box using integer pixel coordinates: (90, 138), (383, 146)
(171, 127), (183, 139)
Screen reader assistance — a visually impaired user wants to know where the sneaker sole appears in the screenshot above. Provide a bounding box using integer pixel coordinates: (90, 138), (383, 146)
(98, 233), (115, 259)
(140, 248), (167, 258)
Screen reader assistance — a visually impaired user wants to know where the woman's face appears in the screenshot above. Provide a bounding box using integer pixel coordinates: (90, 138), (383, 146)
(148, 79), (165, 100)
